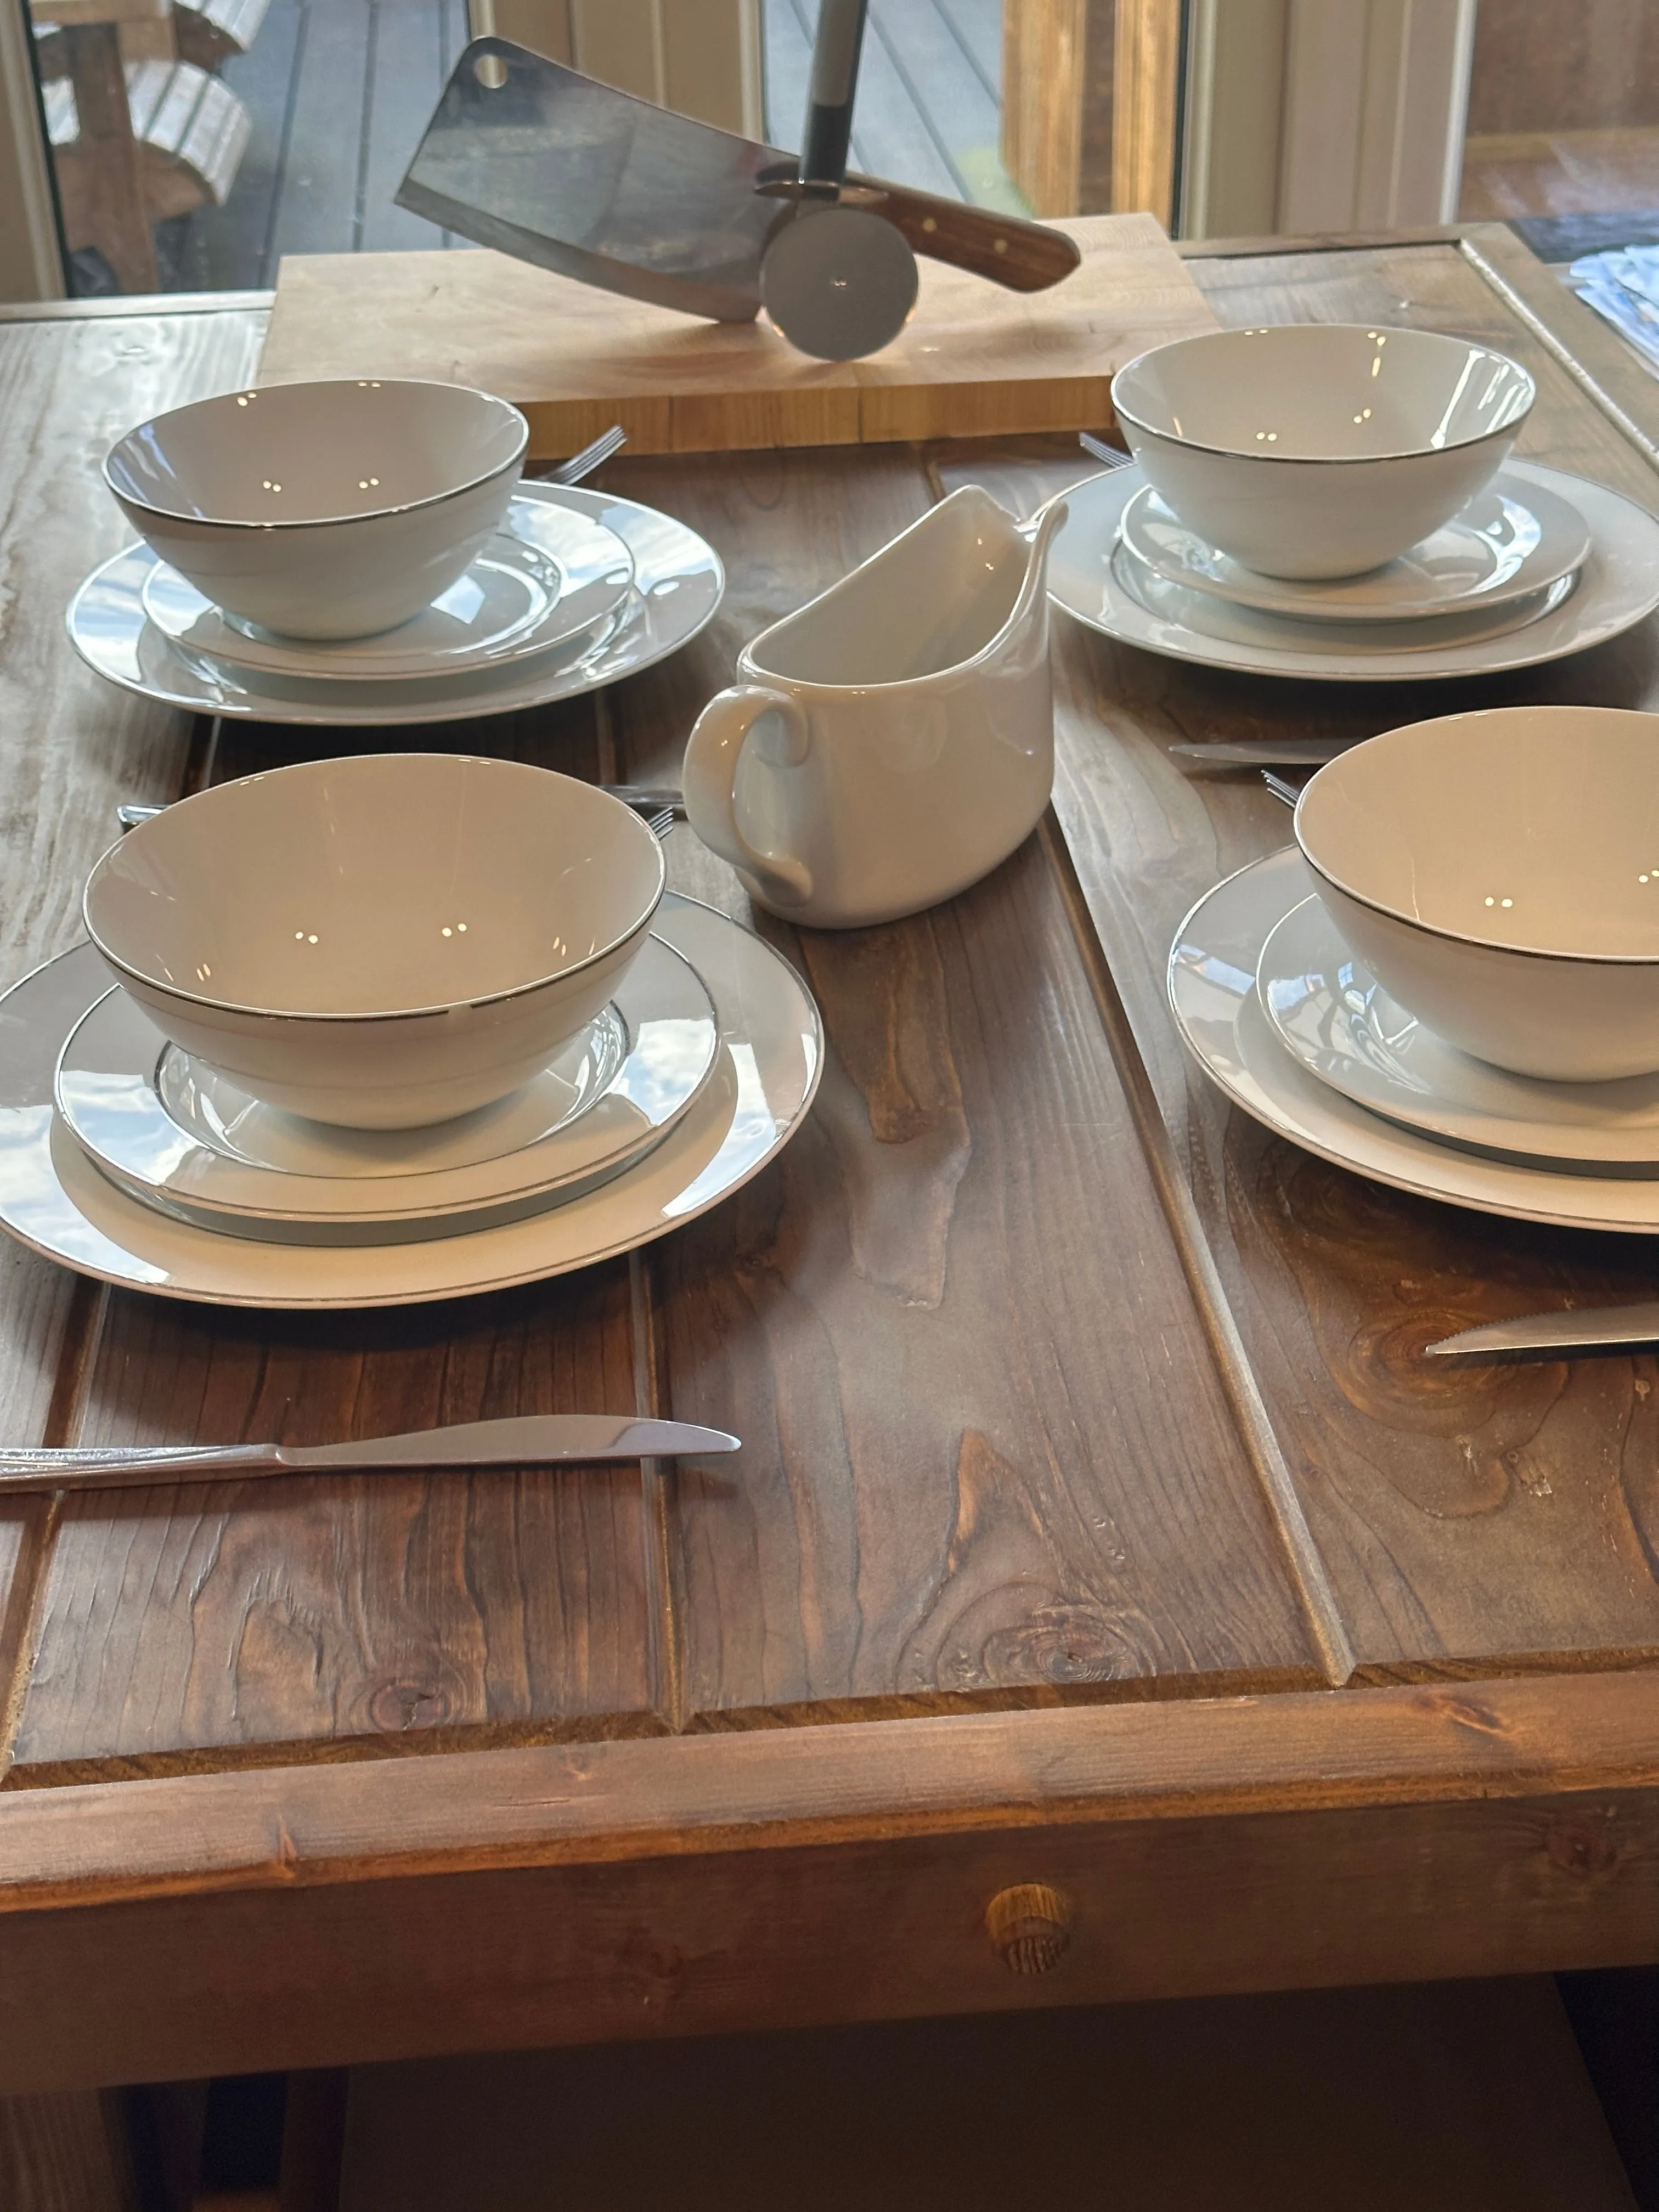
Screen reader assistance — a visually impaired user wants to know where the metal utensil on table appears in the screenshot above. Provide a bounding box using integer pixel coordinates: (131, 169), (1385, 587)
(117, 785), (687, 834)
(1170, 739), (1361, 768)
(1261, 770), (1301, 809)
(1079, 431), (1132, 470)
(0, 1414), (738, 1497)
(1425, 1305), (1659, 1359)
(395, 36), (1078, 341)
(545, 422), (626, 485)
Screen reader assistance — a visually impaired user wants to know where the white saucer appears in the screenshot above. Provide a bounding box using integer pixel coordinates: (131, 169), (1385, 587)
(0, 896), (821, 1306)
(1118, 473), (1590, 622)
(66, 482), (724, 726)
(1256, 893), (1659, 1173)
(1119, 546), (1575, 654)
(139, 495), (635, 682)
(1169, 846), (1659, 1232)
(1051, 460), (1659, 682)
(55, 934), (718, 1242)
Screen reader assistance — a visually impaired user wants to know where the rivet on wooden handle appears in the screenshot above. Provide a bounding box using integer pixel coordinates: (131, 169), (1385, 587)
(985, 1883), (1072, 1975)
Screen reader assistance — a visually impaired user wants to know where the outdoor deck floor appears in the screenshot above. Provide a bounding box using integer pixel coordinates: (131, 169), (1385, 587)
(159, 0), (1016, 294)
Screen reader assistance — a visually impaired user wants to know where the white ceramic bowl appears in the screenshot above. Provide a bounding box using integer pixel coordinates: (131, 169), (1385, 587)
(104, 379), (528, 640)
(1295, 706), (1659, 1083)
(1110, 325), (1535, 580)
(83, 755), (665, 1128)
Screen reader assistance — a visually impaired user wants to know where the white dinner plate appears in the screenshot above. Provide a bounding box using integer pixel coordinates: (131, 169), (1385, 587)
(0, 896), (821, 1306)
(1117, 472), (1590, 622)
(1052, 460), (1659, 682)
(139, 495), (635, 682)
(66, 482), (723, 726)
(55, 933), (718, 1241)
(1256, 892), (1659, 1173)
(1168, 846), (1659, 1232)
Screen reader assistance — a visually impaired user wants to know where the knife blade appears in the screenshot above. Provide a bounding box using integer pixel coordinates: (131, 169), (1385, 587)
(1425, 1306), (1659, 1358)
(1169, 740), (1362, 767)
(0, 1415), (739, 1496)
(397, 41), (1078, 323)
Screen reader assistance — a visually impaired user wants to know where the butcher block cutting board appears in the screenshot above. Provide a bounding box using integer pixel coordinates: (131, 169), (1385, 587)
(256, 212), (1217, 459)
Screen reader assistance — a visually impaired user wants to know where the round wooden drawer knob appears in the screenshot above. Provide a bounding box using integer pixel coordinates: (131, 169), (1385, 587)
(985, 1883), (1071, 1975)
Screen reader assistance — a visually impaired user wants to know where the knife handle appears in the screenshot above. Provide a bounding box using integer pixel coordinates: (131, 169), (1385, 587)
(0, 1444), (279, 1493)
(846, 179), (1081, 294)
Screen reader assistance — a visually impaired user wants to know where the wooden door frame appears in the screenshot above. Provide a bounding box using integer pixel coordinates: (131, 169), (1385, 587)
(1003, 0), (1476, 238)
(0, 0), (68, 302)
(1182, 0), (1478, 240)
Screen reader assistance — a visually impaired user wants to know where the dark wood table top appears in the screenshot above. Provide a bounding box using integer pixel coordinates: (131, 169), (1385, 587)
(0, 225), (1656, 2098)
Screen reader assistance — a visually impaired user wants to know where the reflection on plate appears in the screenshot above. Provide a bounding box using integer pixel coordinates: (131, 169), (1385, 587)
(1257, 892), (1659, 1173)
(1117, 473), (1589, 621)
(57, 934), (719, 1240)
(1050, 459), (1659, 682)
(0, 897), (821, 1305)
(66, 482), (724, 726)
(1167, 847), (1659, 1232)
(139, 495), (634, 682)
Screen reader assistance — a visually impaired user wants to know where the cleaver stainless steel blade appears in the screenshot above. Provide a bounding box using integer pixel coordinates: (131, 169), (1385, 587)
(397, 40), (1080, 326)
(397, 39), (794, 322)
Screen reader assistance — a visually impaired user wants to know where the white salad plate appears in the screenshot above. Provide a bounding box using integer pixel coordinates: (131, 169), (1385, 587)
(1051, 460), (1659, 682)
(1116, 472), (1590, 622)
(138, 496), (634, 682)
(0, 896), (822, 1306)
(66, 481), (724, 726)
(1257, 893), (1659, 1173)
(55, 934), (719, 1242)
(1168, 846), (1659, 1233)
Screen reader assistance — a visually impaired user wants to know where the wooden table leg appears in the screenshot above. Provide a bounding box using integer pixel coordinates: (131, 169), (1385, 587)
(58, 23), (158, 294)
(0, 2089), (140, 2211)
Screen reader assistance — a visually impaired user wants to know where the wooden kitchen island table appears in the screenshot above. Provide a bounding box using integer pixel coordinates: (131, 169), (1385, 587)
(1, 229), (1658, 2179)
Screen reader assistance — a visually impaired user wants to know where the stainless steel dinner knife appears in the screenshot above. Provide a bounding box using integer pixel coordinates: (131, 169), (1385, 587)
(1425, 1306), (1659, 1358)
(0, 1415), (738, 1495)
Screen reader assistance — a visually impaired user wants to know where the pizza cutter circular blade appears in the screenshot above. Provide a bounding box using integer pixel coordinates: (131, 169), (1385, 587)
(759, 204), (919, 362)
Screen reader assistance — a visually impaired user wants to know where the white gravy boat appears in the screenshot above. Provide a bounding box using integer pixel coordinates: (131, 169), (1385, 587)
(682, 486), (1064, 928)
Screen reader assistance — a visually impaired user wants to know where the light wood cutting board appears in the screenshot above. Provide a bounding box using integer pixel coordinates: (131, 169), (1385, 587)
(256, 213), (1217, 459)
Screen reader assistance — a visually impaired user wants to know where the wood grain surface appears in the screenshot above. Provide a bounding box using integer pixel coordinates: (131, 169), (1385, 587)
(1, 1675), (1658, 2089)
(253, 215), (1218, 455)
(6, 437), (1328, 1782)
(937, 231), (1659, 1681)
(0, 305), (262, 1595)
(0, 234), (1657, 2096)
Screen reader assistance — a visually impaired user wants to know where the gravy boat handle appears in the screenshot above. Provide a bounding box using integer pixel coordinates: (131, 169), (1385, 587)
(682, 686), (816, 909)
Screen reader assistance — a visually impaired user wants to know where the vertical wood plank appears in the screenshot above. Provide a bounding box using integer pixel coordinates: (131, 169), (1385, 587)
(1111, 0), (1181, 225)
(4, 659), (673, 1785)
(597, 446), (1328, 1722)
(8, 1270), (663, 1783)
(0, 307), (263, 1437)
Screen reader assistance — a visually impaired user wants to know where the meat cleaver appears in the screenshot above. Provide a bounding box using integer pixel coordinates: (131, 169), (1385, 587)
(394, 36), (1079, 329)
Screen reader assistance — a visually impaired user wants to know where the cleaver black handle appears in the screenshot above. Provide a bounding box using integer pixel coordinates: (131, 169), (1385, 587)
(802, 0), (868, 185)
(847, 175), (1082, 293)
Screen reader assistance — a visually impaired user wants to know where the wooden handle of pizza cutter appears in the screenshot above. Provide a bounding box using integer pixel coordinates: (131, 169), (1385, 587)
(844, 176), (1081, 293)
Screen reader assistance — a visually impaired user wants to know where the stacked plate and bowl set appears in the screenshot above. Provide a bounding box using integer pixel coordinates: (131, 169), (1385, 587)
(1047, 322), (1659, 1236)
(0, 379), (819, 1307)
(10, 315), (1659, 1306)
